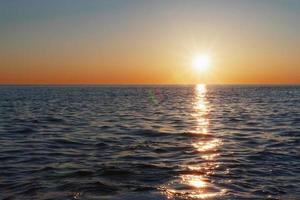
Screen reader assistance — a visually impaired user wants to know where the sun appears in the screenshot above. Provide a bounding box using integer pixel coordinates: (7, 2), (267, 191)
(192, 54), (211, 72)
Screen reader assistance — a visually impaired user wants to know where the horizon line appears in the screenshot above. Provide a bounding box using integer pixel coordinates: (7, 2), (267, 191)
(0, 83), (299, 86)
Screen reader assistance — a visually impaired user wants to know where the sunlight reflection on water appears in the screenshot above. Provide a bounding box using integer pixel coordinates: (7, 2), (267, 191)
(161, 84), (226, 199)
(1, 86), (299, 199)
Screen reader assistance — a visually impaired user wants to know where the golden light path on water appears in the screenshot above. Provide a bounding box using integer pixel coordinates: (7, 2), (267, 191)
(162, 84), (226, 199)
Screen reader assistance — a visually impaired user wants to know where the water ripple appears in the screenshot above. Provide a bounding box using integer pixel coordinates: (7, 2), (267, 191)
(0, 85), (299, 199)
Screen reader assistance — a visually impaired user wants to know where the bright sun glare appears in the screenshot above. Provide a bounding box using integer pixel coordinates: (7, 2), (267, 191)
(192, 54), (211, 72)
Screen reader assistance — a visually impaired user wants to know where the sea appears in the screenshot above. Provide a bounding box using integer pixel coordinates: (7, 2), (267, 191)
(0, 85), (299, 200)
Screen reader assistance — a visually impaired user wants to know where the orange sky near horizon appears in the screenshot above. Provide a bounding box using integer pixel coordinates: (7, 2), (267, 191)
(1, 1), (300, 85)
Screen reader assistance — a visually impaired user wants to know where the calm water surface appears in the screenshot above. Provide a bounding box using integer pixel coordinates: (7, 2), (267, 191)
(0, 85), (299, 200)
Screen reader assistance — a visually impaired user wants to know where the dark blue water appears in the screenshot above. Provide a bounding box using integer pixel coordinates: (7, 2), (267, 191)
(0, 85), (299, 200)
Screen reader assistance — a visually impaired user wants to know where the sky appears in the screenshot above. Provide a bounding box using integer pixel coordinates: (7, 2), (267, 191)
(0, 0), (300, 84)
